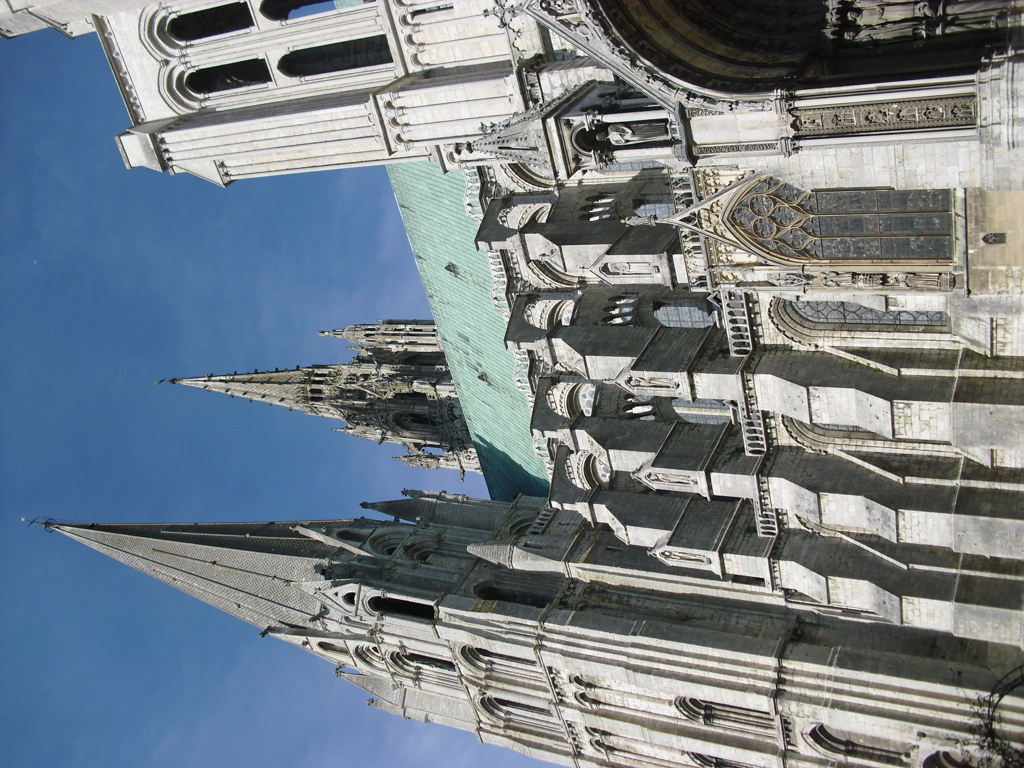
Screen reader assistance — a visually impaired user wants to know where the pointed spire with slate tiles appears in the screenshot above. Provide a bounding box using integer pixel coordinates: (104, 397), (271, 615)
(46, 519), (349, 630)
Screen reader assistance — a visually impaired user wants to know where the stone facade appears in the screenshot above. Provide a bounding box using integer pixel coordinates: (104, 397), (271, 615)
(49, 492), (1024, 768)
(172, 320), (482, 474)
(13, 1), (1024, 766)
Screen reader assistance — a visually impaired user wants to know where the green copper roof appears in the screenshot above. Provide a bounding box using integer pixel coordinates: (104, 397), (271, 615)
(387, 162), (549, 502)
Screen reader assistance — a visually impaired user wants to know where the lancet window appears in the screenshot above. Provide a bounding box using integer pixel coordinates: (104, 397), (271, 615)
(923, 753), (974, 768)
(480, 696), (560, 736)
(185, 59), (272, 94)
(278, 36), (393, 78)
(807, 724), (909, 765)
(769, 298), (956, 349)
(168, 2), (254, 41)
(390, 650), (457, 674)
(460, 646), (538, 675)
(676, 697), (775, 735)
(317, 641), (350, 656)
(602, 295), (639, 325)
(653, 297), (715, 328)
(366, 595), (435, 622)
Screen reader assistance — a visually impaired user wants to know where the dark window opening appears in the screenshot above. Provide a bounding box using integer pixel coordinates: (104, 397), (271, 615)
(278, 36), (392, 78)
(186, 59), (271, 94)
(731, 575), (766, 587)
(334, 529), (365, 543)
(475, 584), (550, 609)
(259, 0), (341, 21)
(808, 724), (908, 765)
(317, 641), (348, 655)
(401, 652), (457, 672)
(491, 696), (551, 716)
(367, 595), (435, 621)
(169, 2), (254, 41)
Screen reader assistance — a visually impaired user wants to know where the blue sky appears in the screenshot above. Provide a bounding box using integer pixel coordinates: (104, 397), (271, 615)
(0, 29), (544, 768)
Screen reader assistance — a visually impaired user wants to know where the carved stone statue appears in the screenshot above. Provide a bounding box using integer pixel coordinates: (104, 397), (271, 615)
(606, 121), (672, 146)
(835, 0), (1007, 40)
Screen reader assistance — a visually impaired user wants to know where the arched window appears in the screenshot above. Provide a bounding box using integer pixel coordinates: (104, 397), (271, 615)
(185, 59), (271, 94)
(278, 36), (393, 78)
(366, 595), (435, 622)
(923, 753), (973, 768)
(259, 0), (342, 21)
(601, 295), (639, 325)
(475, 584), (551, 609)
(653, 297), (715, 328)
(689, 753), (756, 768)
(621, 394), (655, 420)
(317, 641), (349, 656)
(390, 650), (457, 674)
(563, 450), (612, 491)
(460, 646), (537, 674)
(769, 297), (957, 350)
(807, 724), (908, 765)
(676, 697), (775, 735)
(168, 2), (254, 41)
(545, 381), (596, 419)
(352, 644), (388, 673)
(480, 695), (560, 735)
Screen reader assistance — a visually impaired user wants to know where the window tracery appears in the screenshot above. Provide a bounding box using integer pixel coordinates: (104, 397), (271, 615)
(769, 298), (958, 349)
(545, 381), (596, 419)
(523, 298), (575, 330)
(721, 177), (954, 264)
(602, 295), (639, 325)
(278, 36), (393, 78)
(563, 450), (612, 489)
(791, 300), (948, 327)
(352, 644), (388, 671)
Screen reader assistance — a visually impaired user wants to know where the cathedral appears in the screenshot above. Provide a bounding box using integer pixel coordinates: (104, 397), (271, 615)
(7, 0), (1024, 766)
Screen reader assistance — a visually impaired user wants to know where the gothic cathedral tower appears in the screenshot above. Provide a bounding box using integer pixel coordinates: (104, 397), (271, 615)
(171, 320), (481, 474)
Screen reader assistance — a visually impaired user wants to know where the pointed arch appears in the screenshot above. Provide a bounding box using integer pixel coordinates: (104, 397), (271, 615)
(277, 37), (393, 78)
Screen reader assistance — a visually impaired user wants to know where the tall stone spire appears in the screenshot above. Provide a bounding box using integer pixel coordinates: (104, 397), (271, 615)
(171, 322), (479, 473)
(171, 367), (317, 414)
(46, 519), (340, 630)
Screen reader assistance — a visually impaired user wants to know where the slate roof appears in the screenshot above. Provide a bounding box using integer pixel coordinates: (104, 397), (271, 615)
(387, 162), (549, 502)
